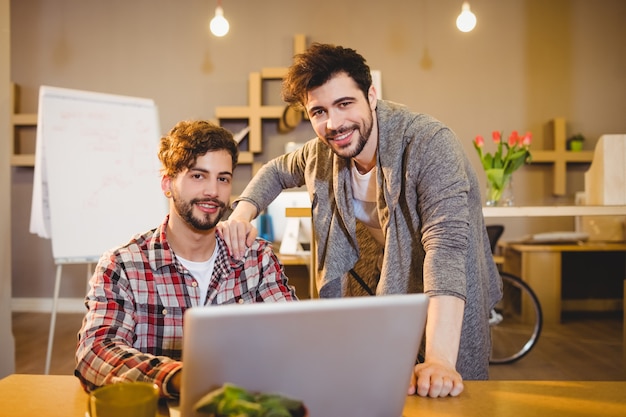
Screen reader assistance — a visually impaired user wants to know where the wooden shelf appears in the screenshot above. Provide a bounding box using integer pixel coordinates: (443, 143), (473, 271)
(285, 207), (311, 217)
(483, 205), (626, 217)
(531, 118), (594, 195)
(532, 150), (594, 162)
(10, 154), (35, 166)
(214, 34), (307, 174)
(10, 83), (37, 167)
(288, 205), (626, 219)
(507, 241), (626, 252)
(7, 36), (309, 170)
(11, 113), (37, 125)
(261, 67), (288, 79)
(238, 151), (254, 164)
(275, 252), (310, 266)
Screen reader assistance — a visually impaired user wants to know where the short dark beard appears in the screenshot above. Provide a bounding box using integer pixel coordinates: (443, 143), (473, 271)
(171, 188), (226, 231)
(325, 112), (373, 159)
(341, 126), (369, 159)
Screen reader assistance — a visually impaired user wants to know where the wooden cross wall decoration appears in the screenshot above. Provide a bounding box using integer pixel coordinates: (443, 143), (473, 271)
(215, 34), (307, 173)
(532, 118), (594, 196)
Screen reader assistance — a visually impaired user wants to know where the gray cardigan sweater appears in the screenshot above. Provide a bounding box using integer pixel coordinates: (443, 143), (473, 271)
(235, 100), (502, 379)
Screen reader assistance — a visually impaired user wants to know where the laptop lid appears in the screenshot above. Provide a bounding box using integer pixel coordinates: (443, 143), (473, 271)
(178, 293), (429, 417)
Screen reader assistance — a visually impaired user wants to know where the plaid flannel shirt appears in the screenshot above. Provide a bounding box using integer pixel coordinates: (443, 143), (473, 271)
(74, 215), (297, 398)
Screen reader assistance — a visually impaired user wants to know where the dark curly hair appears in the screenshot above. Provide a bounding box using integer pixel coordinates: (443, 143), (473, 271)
(281, 43), (372, 109)
(158, 120), (238, 177)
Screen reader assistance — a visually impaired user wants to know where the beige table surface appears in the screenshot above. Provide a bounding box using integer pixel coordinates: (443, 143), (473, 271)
(1, 374), (625, 417)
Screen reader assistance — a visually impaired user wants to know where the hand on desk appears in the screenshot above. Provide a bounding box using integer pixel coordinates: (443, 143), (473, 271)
(409, 295), (465, 397)
(409, 360), (464, 398)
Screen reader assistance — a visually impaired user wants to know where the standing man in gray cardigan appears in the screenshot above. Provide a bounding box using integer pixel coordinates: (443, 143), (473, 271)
(219, 43), (502, 398)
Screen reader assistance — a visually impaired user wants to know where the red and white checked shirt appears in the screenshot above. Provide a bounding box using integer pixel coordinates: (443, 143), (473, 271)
(74, 215), (297, 398)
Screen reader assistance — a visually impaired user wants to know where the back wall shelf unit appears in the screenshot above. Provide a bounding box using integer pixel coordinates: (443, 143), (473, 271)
(10, 83), (37, 166)
(533, 117), (595, 196)
(9, 35), (309, 172)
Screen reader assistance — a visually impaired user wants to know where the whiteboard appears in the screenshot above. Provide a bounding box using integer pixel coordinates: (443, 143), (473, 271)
(29, 86), (168, 263)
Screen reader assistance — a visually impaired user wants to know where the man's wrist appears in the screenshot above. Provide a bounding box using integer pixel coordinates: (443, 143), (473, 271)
(165, 369), (182, 397)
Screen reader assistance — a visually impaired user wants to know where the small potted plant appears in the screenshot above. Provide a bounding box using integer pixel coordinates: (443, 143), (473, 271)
(567, 133), (585, 151)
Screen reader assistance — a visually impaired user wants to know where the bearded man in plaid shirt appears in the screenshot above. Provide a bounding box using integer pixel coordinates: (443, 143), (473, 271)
(75, 120), (297, 398)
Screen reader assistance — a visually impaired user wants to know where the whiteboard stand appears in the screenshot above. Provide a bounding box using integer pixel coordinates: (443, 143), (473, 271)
(31, 86), (165, 374)
(44, 261), (93, 375)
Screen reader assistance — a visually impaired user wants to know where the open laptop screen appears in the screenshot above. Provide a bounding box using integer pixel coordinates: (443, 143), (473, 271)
(177, 294), (429, 417)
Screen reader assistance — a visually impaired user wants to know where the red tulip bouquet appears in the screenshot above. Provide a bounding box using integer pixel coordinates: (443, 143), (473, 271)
(473, 130), (532, 206)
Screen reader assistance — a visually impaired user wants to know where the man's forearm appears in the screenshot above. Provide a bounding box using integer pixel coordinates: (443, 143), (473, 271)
(230, 199), (259, 221)
(424, 295), (465, 366)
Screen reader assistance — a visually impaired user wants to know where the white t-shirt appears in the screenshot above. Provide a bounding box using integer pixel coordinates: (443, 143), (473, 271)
(351, 162), (385, 245)
(177, 243), (218, 305)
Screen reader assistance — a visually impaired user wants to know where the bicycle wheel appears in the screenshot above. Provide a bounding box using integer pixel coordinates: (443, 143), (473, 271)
(489, 272), (543, 364)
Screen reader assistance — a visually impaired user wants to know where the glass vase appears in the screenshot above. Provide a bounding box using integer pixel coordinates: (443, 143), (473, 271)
(486, 176), (514, 207)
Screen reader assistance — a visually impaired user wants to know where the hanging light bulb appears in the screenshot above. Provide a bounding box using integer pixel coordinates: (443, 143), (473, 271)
(456, 2), (477, 33)
(210, 0), (229, 37)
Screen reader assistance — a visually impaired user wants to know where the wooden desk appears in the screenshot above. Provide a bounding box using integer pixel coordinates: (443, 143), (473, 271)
(274, 253), (310, 267)
(481, 205), (626, 217)
(502, 242), (626, 324)
(1, 374), (625, 417)
(288, 205), (626, 218)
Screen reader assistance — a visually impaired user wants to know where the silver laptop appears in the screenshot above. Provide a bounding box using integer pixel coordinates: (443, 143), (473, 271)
(177, 294), (429, 417)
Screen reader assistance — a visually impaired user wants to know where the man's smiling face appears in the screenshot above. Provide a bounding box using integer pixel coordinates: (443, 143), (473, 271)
(305, 72), (377, 160)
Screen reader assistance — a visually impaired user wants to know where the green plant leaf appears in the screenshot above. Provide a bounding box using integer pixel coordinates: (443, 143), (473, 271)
(194, 384), (306, 417)
(485, 168), (505, 189)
